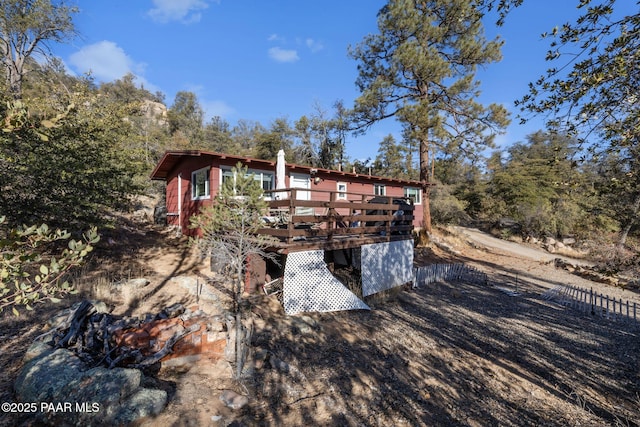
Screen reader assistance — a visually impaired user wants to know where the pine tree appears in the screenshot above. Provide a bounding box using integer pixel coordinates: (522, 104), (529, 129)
(189, 163), (276, 379)
(350, 0), (509, 235)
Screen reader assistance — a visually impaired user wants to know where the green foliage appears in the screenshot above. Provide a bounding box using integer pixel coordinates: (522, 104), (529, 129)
(291, 115), (317, 166)
(0, 215), (99, 315)
(167, 91), (205, 147)
(0, 0), (78, 100)
(349, 0), (510, 230)
(372, 134), (413, 179)
(514, 1), (638, 244)
(517, 0), (638, 147)
(430, 183), (471, 225)
(592, 145), (640, 245)
(485, 131), (602, 238)
(202, 116), (235, 153)
(0, 83), (144, 228)
(255, 118), (294, 161)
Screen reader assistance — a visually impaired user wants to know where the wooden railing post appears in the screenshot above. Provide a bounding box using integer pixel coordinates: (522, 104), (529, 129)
(386, 196), (392, 237)
(328, 191), (337, 241)
(288, 188), (296, 243)
(359, 194), (366, 238)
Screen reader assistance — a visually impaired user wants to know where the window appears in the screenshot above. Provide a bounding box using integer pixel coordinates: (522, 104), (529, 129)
(191, 167), (210, 200)
(220, 167), (274, 198)
(337, 182), (347, 200)
(221, 169), (235, 187)
(256, 172), (274, 192)
(404, 187), (421, 204)
(374, 184), (386, 196)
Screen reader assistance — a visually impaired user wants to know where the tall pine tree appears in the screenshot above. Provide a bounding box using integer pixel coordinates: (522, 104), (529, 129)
(349, 0), (509, 236)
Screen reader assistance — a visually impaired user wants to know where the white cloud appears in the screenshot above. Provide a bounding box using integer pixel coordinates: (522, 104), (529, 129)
(147, 0), (211, 24)
(305, 38), (324, 53)
(267, 33), (283, 42)
(202, 99), (235, 120)
(68, 41), (158, 92)
(69, 41), (136, 81)
(268, 47), (299, 63)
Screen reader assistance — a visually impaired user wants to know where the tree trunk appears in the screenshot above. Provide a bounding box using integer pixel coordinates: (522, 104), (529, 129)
(617, 192), (640, 247)
(419, 137), (432, 236)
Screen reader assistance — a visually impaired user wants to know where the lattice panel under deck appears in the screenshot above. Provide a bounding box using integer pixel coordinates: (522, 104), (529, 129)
(361, 240), (414, 297)
(283, 250), (369, 315)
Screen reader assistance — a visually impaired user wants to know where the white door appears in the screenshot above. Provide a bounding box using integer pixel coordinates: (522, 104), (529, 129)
(290, 173), (312, 215)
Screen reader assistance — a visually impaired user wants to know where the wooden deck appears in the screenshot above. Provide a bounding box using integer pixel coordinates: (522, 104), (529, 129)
(258, 188), (415, 253)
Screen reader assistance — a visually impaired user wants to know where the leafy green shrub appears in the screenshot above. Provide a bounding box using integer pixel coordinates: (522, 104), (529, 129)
(430, 184), (471, 225)
(0, 216), (99, 315)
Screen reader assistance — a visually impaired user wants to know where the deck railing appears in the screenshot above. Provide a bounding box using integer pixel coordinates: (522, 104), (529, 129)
(257, 188), (415, 247)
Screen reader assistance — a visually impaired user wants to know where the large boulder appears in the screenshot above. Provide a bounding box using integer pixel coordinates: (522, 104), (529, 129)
(14, 341), (167, 426)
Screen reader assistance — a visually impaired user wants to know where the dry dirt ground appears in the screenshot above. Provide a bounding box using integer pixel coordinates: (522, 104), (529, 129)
(1, 220), (639, 426)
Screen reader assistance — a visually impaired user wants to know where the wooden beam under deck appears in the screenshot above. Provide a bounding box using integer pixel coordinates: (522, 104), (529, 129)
(267, 234), (414, 254)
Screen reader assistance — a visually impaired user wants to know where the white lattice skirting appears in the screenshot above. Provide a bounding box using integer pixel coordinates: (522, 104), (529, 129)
(283, 250), (370, 315)
(361, 240), (414, 296)
(282, 240), (414, 315)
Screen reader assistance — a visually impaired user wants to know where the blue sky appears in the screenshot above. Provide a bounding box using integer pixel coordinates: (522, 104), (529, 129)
(52, 0), (635, 161)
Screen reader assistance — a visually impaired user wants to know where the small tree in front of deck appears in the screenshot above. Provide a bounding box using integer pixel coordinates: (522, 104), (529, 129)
(190, 162), (276, 380)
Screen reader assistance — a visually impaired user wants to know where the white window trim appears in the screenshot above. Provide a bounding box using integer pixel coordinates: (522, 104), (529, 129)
(337, 182), (347, 200)
(374, 184), (386, 196)
(404, 187), (422, 205)
(191, 167), (210, 200)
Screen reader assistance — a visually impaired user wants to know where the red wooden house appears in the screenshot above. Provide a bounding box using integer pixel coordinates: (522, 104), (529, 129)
(150, 149), (424, 241)
(151, 149), (424, 314)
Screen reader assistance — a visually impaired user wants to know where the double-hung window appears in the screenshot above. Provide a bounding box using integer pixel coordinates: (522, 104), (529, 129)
(374, 184), (386, 196)
(191, 167), (210, 200)
(337, 182), (347, 200)
(404, 187), (421, 204)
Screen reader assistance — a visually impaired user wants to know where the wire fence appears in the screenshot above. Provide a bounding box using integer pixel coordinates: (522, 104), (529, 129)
(542, 285), (639, 324)
(413, 263), (488, 288)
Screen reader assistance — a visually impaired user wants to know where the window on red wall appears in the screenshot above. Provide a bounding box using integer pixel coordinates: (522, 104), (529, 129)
(404, 187), (421, 204)
(337, 182), (347, 200)
(192, 167), (210, 200)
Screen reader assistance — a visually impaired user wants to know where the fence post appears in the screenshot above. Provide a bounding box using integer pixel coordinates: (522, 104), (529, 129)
(626, 300), (630, 322)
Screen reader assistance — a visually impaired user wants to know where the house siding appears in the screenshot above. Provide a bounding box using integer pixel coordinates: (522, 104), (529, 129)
(153, 152), (424, 234)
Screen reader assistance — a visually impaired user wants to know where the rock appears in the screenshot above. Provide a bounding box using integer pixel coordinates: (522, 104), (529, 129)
(269, 356), (291, 373)
(22, 339), (55, 364)
(219, 390), (249, 410)
(562, 237), (576, 245)
(114, 388), (168, 425)
(14, 349), (86, 403)
(290, 315), (318, 334)
(544, 236), (557, 245)
(269, 356), (306, 381)
(159, 302), (186, 319)
(122, 278), (151, 289)
(14, 346), (168, 425)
